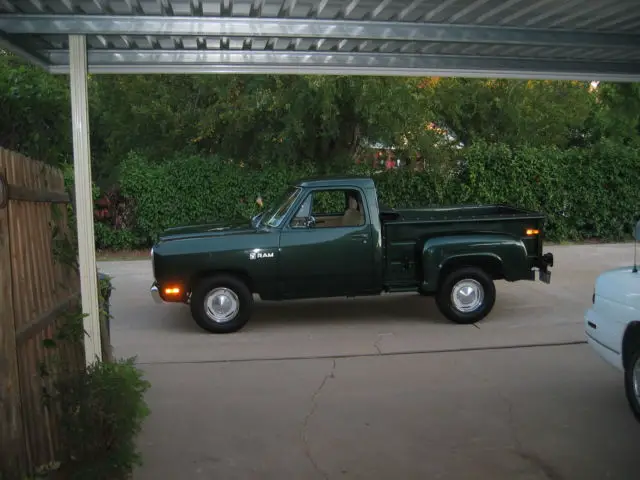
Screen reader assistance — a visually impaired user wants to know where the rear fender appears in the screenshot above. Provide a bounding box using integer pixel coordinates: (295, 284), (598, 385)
(420, 234), (530, 293)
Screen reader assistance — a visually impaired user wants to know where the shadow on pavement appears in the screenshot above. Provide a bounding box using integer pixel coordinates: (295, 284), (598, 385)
(153, 293), (457, 334)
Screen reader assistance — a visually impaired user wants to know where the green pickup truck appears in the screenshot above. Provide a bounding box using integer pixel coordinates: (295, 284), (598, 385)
(150, 176), (554, 333)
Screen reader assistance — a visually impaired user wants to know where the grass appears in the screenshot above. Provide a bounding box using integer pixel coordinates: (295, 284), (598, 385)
(96, 249), (150, 262)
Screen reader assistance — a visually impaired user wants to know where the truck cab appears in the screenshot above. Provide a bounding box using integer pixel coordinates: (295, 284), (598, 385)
(273, 177), (382, 299)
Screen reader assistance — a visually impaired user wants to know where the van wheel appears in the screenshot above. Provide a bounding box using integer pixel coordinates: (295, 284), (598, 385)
(436, 267), (496, 325)
(624, 347), (640, 422)
(190, 274), (253, 333)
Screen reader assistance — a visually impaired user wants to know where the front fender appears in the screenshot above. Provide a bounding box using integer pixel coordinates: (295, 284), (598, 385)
(421, 234), (530, 292)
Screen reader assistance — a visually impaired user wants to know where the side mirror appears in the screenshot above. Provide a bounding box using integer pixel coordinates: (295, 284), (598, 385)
(305, 216), (317, 228)
(635, 220), (640, 241)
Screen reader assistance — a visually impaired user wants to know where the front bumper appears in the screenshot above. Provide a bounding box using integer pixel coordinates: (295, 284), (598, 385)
(150, 281), (190, 304)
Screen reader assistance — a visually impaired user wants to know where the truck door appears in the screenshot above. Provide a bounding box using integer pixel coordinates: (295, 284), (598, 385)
(278, 187), (376, 298)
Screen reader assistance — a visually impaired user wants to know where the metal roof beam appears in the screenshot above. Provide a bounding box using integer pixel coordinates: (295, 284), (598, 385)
(1, 14), (639, 49)
(42, 49), (640, 81)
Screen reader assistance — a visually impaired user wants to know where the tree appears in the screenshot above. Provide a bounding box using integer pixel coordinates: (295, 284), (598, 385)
(3, 49), (636, 189)
(0, 53), (72, 166)
(591, 82), (640, 143)
(420, 78), (596, 148)
(89, 74), (440, 172)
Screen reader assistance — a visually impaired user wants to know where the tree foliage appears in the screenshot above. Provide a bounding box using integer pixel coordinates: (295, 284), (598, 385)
(2, 52), (638, 176)
(88, 74), (438, 174)
(0, 54), (71, 166)
(1, 51), (640, 250)
(590, 82), (640, 143)
(421, 78), (597, 147)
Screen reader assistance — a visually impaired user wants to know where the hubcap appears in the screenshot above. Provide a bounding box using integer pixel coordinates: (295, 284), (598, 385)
(204, 288), (239, 323)
(633, 356), (640, 403)
(451, 279), (484, 313)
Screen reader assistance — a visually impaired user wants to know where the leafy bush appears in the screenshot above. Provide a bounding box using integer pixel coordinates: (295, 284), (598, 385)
(37, 308), (149, 480)
(460, 140), (640, 241)
(42, 229), (149, 480)
(94, 223), (140, 251)
(62, 163), (143, 251)
(98, 272), (113, 316)
(116, 150), (464, 245)
(50, 358), (151, 480)
(118, 151), (317, 244)
(71, 141), (640, 249)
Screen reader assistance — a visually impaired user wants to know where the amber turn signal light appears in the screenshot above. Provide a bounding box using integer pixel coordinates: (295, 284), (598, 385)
(526, 229), (540, 236)
(164, 287), (181, 296)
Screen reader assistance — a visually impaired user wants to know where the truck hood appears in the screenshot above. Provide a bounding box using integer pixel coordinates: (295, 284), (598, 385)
(595, 266), (640, 308)
(159, 218), (257, 241)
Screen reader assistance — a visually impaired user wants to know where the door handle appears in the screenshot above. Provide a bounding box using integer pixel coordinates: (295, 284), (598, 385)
(350, 233), (369, 240)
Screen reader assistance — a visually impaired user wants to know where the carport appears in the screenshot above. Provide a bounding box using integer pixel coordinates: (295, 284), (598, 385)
(0, 0), (639, 363)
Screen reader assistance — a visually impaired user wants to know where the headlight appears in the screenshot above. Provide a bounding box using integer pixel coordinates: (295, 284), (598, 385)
(150, 247), (154, 257)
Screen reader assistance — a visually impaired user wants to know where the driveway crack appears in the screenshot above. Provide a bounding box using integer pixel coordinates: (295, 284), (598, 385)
(374, 336), (383, 355)
(498, 389), (564, 480)
(302, 359), (336, 479)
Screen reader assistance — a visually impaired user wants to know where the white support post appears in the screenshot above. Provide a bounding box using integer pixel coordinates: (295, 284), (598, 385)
(69, 35), (102, 365)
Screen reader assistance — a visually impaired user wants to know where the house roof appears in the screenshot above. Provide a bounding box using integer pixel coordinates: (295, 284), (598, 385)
(0, 0), (639, 80)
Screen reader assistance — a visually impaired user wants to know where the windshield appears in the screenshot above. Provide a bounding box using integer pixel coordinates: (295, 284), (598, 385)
(262, 187), (301, 228)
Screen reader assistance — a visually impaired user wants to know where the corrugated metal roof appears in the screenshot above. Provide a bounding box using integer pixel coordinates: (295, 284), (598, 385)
(0, 0), (639, 79)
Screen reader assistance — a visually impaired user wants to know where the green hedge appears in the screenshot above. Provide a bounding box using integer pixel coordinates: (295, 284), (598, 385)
(86, 141), (640, 249)
(459, 140), (640, 240)
(117, 152), (316, 245)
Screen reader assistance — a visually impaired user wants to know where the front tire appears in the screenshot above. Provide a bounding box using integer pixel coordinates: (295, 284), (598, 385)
(624, 348), (640, 422)
(190, 274), (253, 333)
(436, 266), (496, 325)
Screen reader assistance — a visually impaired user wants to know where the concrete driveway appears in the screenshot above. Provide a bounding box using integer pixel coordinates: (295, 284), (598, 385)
(100, 243), (640, 479)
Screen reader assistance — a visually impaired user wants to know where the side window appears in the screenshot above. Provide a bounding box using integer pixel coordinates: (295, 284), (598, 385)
(312, 190), (345, 216)
(290, 188), (365, 228)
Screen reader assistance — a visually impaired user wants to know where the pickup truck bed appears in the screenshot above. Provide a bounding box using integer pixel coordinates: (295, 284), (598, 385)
(150, 176), (554, 334)
(381, 204), (548, 289)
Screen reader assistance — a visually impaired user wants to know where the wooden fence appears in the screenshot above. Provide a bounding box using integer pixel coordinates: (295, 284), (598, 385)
(0, 148), (83, 478)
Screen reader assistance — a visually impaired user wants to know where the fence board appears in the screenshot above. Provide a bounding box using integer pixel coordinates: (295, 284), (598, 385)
(0, 148), (86, 479)
(0, 148), (28, 478)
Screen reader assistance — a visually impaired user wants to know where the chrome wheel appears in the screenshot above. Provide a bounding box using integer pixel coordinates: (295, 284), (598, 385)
(204, 288), (240, 323)
(451, 279), (484, 313)
(633, 355), (640, 402)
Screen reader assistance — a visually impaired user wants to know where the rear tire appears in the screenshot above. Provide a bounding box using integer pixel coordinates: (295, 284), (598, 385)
(624, 347), (640, 423)
(190, 274), (253, 333)
(436, 267), (496, 325)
